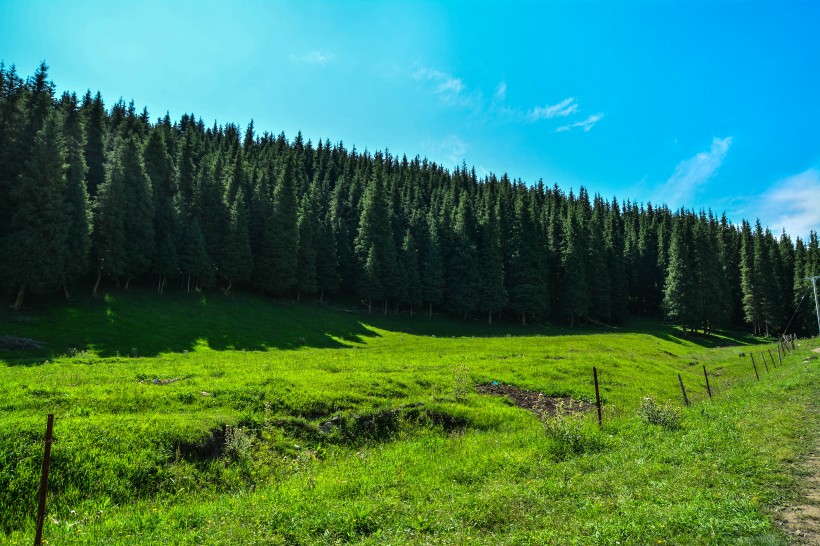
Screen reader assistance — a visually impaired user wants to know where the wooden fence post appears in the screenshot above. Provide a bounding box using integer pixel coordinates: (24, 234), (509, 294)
(768, 349), (776, 368)
(593, 367), (602, 428)
(761, 352), (769, 373)
(678, 374), (690, 406)
(777, 343), (783, 366)
(751, 354), (760, 380)
(34, 414), (54, 546)
(703, 365), (712, 399)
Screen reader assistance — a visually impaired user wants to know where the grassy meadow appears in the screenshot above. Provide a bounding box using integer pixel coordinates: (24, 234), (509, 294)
(1, 289), (818, 545)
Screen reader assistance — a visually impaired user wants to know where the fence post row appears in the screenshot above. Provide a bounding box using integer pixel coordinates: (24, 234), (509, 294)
(593, 366), (602, 428)
(703, 365), (712, 399)
(34, 414), (54, 546)
(678, 374), (690, 406)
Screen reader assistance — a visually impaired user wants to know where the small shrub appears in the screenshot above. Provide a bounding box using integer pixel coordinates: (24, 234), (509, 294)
(224, 425), (255, 461)
(638, 396), (682, 430)
(452, 363), (470, 401)
(542, 407), (605, 458)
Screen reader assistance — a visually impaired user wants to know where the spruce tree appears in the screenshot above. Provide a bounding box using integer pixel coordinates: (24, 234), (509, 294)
(267, 153), (299, 295)
(662, 212), (697, 331)
(587, 197), (611, 323)
(4, 114), (69, 310)
(144, 129), (178, 293)
(605, 198), (629, 322)
(445, 191), (480, 319)
(398, 228), (423, 315)
(421, 212), (445, 317)
(508, 188), (548, 325)
(560, 193), (589, 326)
(354, 158), (396, 311)
(59, 92), (91, 296)
(477, 187), (507, 323)
(295, 193), (317, 299)
(740, 220), (764, 334)
(82, 91), (106, 197)
(219, 188), (253, 293)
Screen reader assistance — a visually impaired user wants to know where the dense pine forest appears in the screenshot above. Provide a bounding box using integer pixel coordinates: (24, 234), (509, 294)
(1, 63), (818, 335)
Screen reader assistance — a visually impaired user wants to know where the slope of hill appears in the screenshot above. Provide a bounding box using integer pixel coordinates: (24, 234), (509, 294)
(1, 289), (817, 544)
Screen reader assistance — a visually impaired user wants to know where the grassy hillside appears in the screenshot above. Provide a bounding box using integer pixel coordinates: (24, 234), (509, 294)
(1, 289), (817, 545)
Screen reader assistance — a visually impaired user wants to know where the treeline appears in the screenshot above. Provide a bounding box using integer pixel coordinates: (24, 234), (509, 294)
(1, 63), (818, 335)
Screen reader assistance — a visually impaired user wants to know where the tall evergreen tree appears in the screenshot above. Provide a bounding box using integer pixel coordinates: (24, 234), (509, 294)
(477, 187), (507, 323)
(560, 193), (589, 326)
(266, 153), (299, 295)
(144, 128), (178, 293)
(445, 191), (480, 319)
(4, 114), (69, 310)
(295, 193), (317, 299)
(420, 212), (445, 317)
(58, 92), (91, 296)
(82, 91), (106, 197)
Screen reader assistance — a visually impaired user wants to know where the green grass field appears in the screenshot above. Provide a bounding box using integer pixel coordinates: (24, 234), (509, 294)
(1, 289), (818, 545)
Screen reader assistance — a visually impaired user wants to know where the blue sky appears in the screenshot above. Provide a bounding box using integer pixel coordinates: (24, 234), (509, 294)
(2, 0), (818, 237)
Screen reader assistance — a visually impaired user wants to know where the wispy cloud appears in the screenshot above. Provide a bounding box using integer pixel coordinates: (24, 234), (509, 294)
(528, 98), (578, 121)
(289, 51), (335, 64)
(422, 135), (468, 167)
(555, 113), (604, 133)
(494, 81), (507, 101)
(412, 67), (468, 104)
(759, 168), (820, 239)
(409, 67), (602, 131)
(656, 137), (732, 207)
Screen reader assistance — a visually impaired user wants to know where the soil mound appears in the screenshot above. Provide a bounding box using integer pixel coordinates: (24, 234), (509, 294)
(476, 383), (593, 416)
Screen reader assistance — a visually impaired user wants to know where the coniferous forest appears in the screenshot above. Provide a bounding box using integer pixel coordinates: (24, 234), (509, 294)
(1, 63), (818, 335)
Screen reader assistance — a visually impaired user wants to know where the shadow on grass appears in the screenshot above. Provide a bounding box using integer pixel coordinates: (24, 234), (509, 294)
(0, 284), (767, 365)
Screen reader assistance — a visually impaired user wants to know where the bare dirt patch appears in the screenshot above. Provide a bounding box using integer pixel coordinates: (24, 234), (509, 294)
(475, 383), (594, 416)
(777, 405), (820, 544)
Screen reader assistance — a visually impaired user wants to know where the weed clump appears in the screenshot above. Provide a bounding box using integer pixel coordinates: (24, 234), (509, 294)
(540, 402), (605, 459)
(638, 396), (682, 430)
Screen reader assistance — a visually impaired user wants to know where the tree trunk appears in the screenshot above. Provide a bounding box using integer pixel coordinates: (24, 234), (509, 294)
(12, 285), (25, 312)
(521, 311), (527, 326)
(488, 310), (492, 325)
(157, 276), (163, 294)
(63, 284), (71, 301)
(124, 277), (131, 290)
(297, 290), (301, 302)
(92, 269), (102, 298)
(410, 305), (414, 317)
(429, 302), (433, 318)
(395, 301), (399, 315)
(320, 288), (324, 303)
(384, 299), (388, 315)
(225, 278), (233, 295)
(187, 274), (191, 293)
(368, 299), (372, 314)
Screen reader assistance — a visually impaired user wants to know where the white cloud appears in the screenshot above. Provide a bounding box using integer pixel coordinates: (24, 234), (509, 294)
(528, 97), (578, 121)
(435, 76), (465, 95)
(422, 135), (468, 167)
(290, 51), (335, 64)
(494, 81), (507, 101)
(555, 113), (604, 133)
(759, 168), (820, 239)
(412, 66), (472, 106)
(656, 137), (732, 207)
